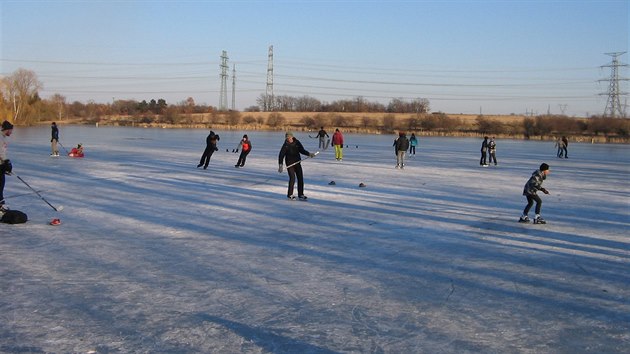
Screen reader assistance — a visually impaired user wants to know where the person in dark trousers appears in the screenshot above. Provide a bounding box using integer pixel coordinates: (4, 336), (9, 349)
(197, 130), (220, 169)
(488, 137), (497, 165)
(519, 163), (551, 224)
(555, 137), (565, 158)
(409, 133), (418, 155)
(316, 127), (329, 149)
(278, 132), (315, 200)
(234, 134), (252, 167)
(561, 136), (569, 158)
(480, 136), (489, 166)
(394, 131), (409, 169)
(51, 122), (59, 156)
(1, 120), (14, 213)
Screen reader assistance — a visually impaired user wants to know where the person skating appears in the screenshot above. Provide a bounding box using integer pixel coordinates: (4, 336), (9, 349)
(331, 128), (344, 161)
(519, 163), (551, 224)
(409, 133), (418, 155)
(234, 134), (252, 167)
(394, 131), (409, 169)
(278, 132), (315, 200)
(51, 122), (60, 156)
(0, 120), (14, 213)
(488, 137), (497, 165)
(197, 130), (220, 169)
(562, 136), (569, 158)
(480, 136), (489, 166)
(316, 126), (329, 149)
(555, 137), (564, 158)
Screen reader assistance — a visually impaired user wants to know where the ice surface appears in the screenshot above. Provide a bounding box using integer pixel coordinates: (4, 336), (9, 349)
(1, 126), (629, 353)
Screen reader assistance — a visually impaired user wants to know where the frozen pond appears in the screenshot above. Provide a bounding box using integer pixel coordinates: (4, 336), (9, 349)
(1, 125), (629, 353)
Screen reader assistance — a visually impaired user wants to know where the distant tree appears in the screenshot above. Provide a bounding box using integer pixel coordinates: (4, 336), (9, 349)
(267, 112), (285, 127)
(382, 114), (396, 131)
(227, 110), (241, 126)
(361, 116), (375, 129)
(138, 100), (149, 113)
(50, 93), (66, 120)
(301, 115), (317, 129)
(2, 68), (43, 123)
(244, 105), (260, 112)
(242, 115), (257, 124)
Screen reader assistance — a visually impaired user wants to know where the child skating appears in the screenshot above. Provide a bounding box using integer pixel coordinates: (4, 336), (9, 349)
(519, 163), (550, 224)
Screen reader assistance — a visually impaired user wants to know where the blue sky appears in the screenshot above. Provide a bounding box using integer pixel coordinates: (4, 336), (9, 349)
(1, 0), (628, 116)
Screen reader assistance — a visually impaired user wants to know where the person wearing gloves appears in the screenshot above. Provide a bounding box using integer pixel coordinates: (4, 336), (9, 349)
(234, 134), (252, 168)
(1, 120), (14, 212)
(278, 132), (315, 200)
(331, 128), (344, 161)
(519, 163), (551, 224)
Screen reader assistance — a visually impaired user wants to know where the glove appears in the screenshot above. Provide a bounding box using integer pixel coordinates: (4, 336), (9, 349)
(2, 159), (12, 175)
(541, 188), (549, 194)
(309, 153), (316, 158)
(278, 164), (283, 173)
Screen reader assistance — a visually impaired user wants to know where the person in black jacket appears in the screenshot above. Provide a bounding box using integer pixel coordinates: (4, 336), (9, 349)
(197, 130), (220, 169)
(480, 136), (489, 166)
(519, 163), (551, 224)
(394, 131), (409, 169)
(278, 132), (315, 200)
(51, 122), (59, 156)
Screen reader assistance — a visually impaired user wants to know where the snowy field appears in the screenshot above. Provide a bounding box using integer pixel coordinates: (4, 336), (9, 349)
(1, 125), (629, 354)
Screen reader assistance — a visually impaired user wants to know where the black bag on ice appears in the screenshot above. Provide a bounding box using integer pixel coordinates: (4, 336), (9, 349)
(1, 210), (28, 224)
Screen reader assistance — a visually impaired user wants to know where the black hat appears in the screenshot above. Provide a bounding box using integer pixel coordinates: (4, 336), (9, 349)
(1, 120), (13, 131)
(540, 163), (550, 171)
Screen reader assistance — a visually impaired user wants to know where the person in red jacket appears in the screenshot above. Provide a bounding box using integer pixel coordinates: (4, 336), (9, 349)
(331, 128), (344, 161)
(234, 134), (252, 168)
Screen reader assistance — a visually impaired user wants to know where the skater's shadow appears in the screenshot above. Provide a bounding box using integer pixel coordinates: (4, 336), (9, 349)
(194, 313), (340, 354)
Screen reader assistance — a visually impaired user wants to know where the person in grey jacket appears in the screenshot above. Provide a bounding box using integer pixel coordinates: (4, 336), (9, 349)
(519, 163), (550, 224)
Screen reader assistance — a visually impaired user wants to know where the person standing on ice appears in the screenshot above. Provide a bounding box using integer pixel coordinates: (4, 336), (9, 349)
(197, 130), (220, 169)
(0, 120), (14, 213)
(480, 136), (489, 166)
(519, 163), (550, 224)
(409, 133), (418, 156)
(331, 128), (344, 161)
(561, 136), (569, 158)
(278, 132), (315, 200)
(234, 134), (252, 167)
(394, 131), (409, 169)
(50, 122), (59, 156)
(488, 137), (497, 165)
(316, 126), (329, 149)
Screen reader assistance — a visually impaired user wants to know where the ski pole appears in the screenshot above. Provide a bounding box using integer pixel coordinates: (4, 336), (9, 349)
(57, 141), (70, 155)
(15, 175), (63, 212)
(285, 151), (319, 169)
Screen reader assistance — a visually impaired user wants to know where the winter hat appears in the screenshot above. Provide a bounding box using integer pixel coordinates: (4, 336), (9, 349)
(285, 131), (293, 138)
(1, 120), (14, 131)
(539, 163), (550, 171)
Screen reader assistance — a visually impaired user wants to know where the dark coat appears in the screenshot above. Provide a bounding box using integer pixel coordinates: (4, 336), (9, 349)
(279, 138), (310, 166)
(523, 169), (546, 196)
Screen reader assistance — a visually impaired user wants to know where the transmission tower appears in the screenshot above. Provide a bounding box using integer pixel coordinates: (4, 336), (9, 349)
(600, 52), (628, 118)
(231, 64), (236, 111)
(265, 45), (274, 111)
(219, 50), (229, 111)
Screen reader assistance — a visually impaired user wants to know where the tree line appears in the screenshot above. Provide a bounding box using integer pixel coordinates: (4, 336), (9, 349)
(1, 68), (628, 140)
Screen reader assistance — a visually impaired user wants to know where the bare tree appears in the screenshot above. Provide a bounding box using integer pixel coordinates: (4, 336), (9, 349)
(50, 93), (66, 120)
(3, 68), (43, 123)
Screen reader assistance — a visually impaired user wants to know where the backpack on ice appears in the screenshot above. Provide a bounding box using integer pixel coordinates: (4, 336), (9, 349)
(1, 210), (28, 224)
